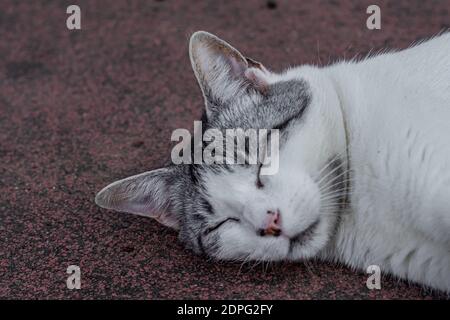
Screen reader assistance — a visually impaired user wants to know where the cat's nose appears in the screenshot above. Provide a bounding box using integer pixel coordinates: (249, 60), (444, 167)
(258, 210), (282, 237)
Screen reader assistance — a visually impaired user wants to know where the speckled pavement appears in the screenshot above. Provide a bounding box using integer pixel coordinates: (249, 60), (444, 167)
(0, 0), (449, 299)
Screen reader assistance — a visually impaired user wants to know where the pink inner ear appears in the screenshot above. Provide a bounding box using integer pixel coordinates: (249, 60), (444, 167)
(244, 68), (269, 92)
(155, 211), (179, 230)
(228, 56), (244, 76)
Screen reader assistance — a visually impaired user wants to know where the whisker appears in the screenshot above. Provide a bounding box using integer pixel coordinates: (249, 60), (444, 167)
(320, 210), (350, 217)
(290, 153), (350, 208)
(316, 160), (348, 186)
(315, 153), (343, 178)
(319, 179), (354, 195)
(320, 192), (357, 203)
(321, 188), (358, 197)
(320, 188), (354, 198)
(238, 254), (252, 274)
(320, 186), (351, 196)
(318, 168), (352, 189)
(302, 259), (316, 276)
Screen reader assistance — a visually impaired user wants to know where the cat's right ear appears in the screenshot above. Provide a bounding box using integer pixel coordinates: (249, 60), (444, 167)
(95, 167), (180, 229)
(189, 31), (270, 117)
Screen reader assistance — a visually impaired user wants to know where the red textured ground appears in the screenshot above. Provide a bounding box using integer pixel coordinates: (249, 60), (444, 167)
(0, 0), (449, 299)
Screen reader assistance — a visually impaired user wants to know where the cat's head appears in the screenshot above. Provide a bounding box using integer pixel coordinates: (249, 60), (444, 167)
(95, 31), (347, 261)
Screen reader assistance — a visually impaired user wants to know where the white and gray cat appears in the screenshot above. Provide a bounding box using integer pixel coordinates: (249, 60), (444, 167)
(96, 31), (450, 293)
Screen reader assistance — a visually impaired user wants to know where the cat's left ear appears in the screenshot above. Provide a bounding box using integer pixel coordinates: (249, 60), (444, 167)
(189, 31), (270, 116)
(95, 167), (180, 229)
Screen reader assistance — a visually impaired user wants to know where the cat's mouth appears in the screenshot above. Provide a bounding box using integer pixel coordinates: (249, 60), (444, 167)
(287, 219), (320, 254)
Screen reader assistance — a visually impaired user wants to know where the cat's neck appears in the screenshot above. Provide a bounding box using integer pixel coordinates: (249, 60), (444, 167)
(317, 48), (431, 261)
(326, 62), (369, 145)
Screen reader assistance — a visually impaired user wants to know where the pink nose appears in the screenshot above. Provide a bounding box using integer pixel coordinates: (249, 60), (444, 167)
(259, 210), (281, 237)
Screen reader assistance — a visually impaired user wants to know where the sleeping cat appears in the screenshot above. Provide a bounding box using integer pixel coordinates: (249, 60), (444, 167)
(95, 31), (450, 293)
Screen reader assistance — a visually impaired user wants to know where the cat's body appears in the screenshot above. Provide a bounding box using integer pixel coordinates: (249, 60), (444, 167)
(96, 32), (450, 293)
(319, 35), (450, 292)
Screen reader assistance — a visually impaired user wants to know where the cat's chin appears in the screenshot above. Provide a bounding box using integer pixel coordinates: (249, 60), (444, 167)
(212, 216), (336, 263)
(286, 216), (336, 261)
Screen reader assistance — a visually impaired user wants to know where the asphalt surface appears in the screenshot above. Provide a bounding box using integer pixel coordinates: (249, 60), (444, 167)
(0, 0), (449, 299)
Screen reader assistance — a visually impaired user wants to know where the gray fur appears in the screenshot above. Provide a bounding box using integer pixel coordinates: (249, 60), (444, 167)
(165, 80), (313, 256)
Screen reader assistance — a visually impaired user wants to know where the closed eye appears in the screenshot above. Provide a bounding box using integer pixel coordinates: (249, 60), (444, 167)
(204, 217), (240, 235)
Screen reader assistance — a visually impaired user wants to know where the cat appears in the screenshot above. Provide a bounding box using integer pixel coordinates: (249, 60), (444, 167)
(95, 31), (450, 293)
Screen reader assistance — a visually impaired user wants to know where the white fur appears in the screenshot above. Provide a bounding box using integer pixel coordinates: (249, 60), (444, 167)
(204, 33), (450, 292)
(323, 33), (450, 293)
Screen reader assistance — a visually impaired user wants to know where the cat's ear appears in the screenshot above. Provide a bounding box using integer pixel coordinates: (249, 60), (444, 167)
(189, 31), (269, 115)
(95, 167), (179, 229)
